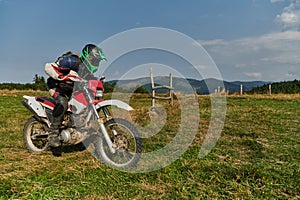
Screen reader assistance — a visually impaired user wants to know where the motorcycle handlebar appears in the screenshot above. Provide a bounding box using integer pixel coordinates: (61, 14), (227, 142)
(80, 75), (105, 83)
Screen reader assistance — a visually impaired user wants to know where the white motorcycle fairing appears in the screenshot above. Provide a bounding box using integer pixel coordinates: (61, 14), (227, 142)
(22, 96), (47, 118)
(94, 100), (133, 111)
(22, 96), (133, 121)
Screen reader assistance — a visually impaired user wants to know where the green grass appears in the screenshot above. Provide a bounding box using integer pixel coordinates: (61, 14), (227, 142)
(0, 90), (299, 199)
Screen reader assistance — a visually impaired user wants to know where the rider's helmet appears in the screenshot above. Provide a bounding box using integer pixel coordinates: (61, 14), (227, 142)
(80, 44), (107, 73)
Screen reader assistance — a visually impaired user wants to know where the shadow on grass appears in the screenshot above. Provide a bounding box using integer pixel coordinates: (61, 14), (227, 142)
(50, 136), (97, 157)
(50, 143), (86, 156)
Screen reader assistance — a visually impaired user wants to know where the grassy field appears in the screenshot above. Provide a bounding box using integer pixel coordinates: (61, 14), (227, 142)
(0, 90), (299, 199)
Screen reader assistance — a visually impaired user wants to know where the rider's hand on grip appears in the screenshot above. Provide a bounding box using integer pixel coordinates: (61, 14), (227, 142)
(99, 76), (105, 81)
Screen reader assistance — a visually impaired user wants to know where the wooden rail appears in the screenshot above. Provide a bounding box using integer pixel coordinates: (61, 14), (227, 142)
(150, 67), (174, 107)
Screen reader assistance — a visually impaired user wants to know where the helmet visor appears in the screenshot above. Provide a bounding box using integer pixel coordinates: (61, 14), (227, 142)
(84, 56), (100, 73)
(90, 56), (101, 66)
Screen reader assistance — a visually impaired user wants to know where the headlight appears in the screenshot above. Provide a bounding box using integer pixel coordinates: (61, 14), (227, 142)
(95, 90), (103, 98)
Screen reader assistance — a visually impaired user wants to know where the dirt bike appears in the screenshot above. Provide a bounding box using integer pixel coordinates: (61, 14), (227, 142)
(21, 77), (142, 168)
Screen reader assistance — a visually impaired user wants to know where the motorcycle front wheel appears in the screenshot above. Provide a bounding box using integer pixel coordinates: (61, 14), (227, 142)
(94, 118), (142, 169)
(23, 116), (49, 152)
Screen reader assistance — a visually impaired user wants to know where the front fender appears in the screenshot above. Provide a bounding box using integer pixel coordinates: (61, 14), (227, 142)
(95, 100), (133, 111)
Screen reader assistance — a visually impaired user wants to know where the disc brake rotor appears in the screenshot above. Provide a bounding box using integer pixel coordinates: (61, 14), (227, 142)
(113, 135), (129, 151)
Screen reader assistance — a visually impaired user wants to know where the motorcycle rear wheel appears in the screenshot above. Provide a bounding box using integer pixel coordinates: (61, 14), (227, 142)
(94, 118), (142, 169)
(23, 117), (49, 152)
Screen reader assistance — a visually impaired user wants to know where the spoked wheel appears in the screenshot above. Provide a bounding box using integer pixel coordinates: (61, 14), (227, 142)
(95, 118), (142, 169)
(23, 117), (49, 152)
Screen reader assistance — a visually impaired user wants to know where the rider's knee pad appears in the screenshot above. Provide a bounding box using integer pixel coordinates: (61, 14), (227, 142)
(53, 96), (68, 118)
(52, 103), (66, 118)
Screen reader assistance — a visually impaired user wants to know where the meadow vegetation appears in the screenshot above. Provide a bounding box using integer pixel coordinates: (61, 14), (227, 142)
(0, 90), (299, 199)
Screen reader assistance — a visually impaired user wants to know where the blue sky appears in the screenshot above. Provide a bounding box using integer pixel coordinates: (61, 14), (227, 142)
(0, 0), (300, 83)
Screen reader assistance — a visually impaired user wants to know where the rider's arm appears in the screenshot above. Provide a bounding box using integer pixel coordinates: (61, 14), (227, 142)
(59, 70), (82, 82)
(45, 63), (82, 82)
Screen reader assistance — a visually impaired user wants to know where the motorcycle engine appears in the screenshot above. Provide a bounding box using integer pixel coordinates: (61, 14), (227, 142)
(60, 128), (83, 145)
(59, 107), (89, 145)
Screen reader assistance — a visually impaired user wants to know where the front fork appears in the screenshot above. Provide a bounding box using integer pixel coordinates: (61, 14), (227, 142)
(91, 105), (116, 154)
(84, 86), (116, 154)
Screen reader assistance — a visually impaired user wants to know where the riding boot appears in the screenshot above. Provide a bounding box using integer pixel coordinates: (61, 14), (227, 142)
(48, 119), (61, 147)
(49, 95), (68, 147)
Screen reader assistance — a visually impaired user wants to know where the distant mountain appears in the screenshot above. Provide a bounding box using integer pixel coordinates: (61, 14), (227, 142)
(186, 78), (267, 94)
(107, 77), (268, 94)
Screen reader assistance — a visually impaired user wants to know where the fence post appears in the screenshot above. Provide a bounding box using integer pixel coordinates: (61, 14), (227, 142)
(169, 72), (173, 106)
(150, 67), (155, 107)
(240, 84), (243, 95)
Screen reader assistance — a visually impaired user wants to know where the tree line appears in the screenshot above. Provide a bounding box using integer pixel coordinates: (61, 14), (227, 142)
(0, 74), (48, 91)
(249, 79), (300, 94)
(0, 74), (148, 93)
(2, 74), (298, 94)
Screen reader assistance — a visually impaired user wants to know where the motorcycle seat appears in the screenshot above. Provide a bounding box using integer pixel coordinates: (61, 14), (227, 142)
(36, 97), (56, 108)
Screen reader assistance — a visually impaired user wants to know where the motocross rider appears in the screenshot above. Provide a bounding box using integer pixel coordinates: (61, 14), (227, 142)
(44, 44), (107, 147)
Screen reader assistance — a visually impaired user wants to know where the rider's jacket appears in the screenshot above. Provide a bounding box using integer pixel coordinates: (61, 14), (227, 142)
(45, 53), (82, 98)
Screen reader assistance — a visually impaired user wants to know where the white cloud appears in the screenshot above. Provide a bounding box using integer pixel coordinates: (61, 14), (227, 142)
(199, 31), (300, 80)
(285, 72), (297, 77)
(270, 0), (286, 3)
(198, 39), (226, 46)
(195, 65), (208, 70)
(201, 31), (300, 60)
(273, 0), (300, 30)
(244, 72), (262, 79)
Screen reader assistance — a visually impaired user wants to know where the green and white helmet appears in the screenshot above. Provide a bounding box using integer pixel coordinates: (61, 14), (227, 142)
(80, 44), (107, 73)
